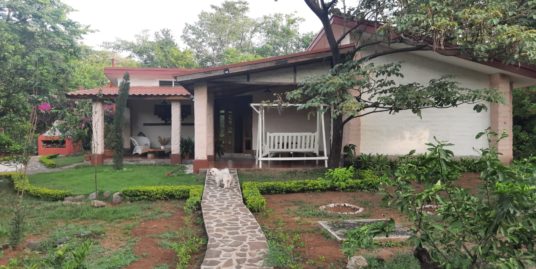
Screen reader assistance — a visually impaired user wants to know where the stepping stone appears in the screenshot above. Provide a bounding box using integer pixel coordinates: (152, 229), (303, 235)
(201, 169), (272, 269)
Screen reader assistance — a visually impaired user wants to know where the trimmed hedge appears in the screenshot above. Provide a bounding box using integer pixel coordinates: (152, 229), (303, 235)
(242, 184), (266, 212)
(0, 172), (72, 200)
(39, 154), (58, 168)
(241, 177), (383, 212)
(122, 185), (192, 201)
(184, 187), (203, 213)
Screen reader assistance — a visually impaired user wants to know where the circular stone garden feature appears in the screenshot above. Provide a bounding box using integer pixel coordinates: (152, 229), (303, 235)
(319, 203), (364, 215)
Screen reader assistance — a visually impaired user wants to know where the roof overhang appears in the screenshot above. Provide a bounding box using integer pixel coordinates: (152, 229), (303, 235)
(173, 44), (355, 84)
(66, 86), (192, 100)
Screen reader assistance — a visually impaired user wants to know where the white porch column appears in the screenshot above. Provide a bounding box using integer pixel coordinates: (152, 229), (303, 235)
(171, 101), (182, 164)
(91, 100), (104, 165)
(490, 73), (513, 163)
(194, 82), (209, 172)
(206, 93), (215, 160)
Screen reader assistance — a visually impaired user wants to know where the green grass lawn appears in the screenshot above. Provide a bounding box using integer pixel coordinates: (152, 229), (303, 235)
(29, 164), (201, 194)
(53, 154), (86, 167)
(239, 168), (326, 182)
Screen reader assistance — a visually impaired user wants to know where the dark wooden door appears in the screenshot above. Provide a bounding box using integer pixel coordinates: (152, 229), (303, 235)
(215, 96), (252, 153)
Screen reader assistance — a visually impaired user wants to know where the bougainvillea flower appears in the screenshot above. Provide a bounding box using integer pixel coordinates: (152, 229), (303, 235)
(37, 102), (52, 112)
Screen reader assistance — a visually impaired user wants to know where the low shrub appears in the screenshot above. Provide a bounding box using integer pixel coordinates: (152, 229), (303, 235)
(121, 185), (191, 201)
(39, 154), (59, 168)
(172, 236), (205, 269)
(0, 172), (72, 200)
(242, 184), (266, 212)
(325, 166), (355, 190)
(242, 177), (383, 212)
(184, 187), (203, 214)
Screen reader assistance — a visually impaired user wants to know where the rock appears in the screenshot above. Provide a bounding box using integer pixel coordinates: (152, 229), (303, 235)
(102, 191), (111, 199)
(25, 239), (41, 251)
(55, 237), (69, 246)
(112, 192), (123, 204)
(88, 192), (97, 200)
(73, 194), (86, 201)
(347, 255), (368, 269)
(376, 248), (395, 261)
(90, 200), (106, 208)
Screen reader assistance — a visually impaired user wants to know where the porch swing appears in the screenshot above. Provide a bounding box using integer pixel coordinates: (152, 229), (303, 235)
(250, 103), (329, 168)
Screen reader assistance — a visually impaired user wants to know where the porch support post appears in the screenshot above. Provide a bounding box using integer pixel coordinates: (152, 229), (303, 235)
(194, 82), (209, 172)
(489, 73), (513, 164)
(206, 93), (215, 160)
(91, 100), (104, 165)
(170, 101), (182, 164)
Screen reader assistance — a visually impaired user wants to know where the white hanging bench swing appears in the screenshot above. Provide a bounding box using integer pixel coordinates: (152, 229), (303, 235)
(250, 103), (329, 168)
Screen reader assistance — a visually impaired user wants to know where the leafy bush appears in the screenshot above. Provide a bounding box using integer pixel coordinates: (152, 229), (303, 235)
(513, 87), (536, 159)
(0, 172), (72, 200)
(388, 132), (536, 268)
(325, 166), (355, 189)
(180, 137), (194, 158)
(184, 187), (203, 214)
(0, 133), (22, 155)
(172, 236), (205, 269)
(354, 153), (397, 177)
(341, 219), (395, 257)
(39, 154), (59, 168)
(242, 184), (266, 212)
(121, 185), (192, 201)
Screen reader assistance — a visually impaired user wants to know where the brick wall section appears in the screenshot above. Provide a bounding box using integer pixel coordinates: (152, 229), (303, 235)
(489, 73), (514, 164)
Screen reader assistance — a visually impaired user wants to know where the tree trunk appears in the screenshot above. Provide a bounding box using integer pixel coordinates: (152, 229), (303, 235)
(329, 114), (344, 168)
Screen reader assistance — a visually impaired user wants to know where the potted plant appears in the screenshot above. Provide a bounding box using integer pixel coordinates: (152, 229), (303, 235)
(158, 136), (170, 150)
(180, 137), (194, 159)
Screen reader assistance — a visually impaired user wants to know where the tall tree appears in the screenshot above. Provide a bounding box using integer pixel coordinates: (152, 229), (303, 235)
(0, 0), (86, 146)
(292, 0), (536, 168)
(182, 0), (313, 66)
(105, 29), (197, 68)
(112, 73), (130, 170)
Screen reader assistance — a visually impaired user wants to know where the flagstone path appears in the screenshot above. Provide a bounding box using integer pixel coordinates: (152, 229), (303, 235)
(201, 169), (272, 269)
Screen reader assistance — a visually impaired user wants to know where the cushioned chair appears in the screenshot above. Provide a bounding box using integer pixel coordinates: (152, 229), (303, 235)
(130, 136), (151, 155)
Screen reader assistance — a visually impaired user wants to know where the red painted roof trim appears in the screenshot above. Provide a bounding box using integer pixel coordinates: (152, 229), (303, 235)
(66, 86), (191, 99)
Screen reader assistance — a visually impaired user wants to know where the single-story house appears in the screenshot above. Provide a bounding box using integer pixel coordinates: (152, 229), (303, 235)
(68, 16), (536, 172)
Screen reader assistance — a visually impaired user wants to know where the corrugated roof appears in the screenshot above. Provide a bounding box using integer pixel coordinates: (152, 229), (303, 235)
(67, 86), (191, 98)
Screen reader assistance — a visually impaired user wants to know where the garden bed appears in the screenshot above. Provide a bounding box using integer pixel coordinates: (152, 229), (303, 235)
(0, 179), (206, 268)
(319, 219), (411, 241)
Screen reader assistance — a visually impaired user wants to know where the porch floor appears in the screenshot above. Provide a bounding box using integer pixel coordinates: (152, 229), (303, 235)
(207, 157), (326, 170)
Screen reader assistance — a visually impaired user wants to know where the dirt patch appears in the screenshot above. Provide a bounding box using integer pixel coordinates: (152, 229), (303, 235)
(124, 206), (184, 269)
(257, 191), (411, 268)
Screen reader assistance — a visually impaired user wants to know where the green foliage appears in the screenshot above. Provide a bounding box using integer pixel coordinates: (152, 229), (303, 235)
(264, 223), (304, 268)
(242, 177), (383, 212)
(1, 172), (72, 200)
(105, 29), (197, 68)
(355, 154), (397, 177)
(8, 205), (24, 249)
(325, 166), (356, 190)
(341, 219), (395, 257)
(112, 73), (130, 170)
(0, 133), (22, 155)
(182, 0), (312, 66)
(242, 184), (266, 212)
(38, 240), (92, 269)
(121, 185), (192, 201)
(180, 137), (195, 158)
(171, 236), (205, 269)
(39, 154), (59, 168)
(513, 87), (536, 159)
(184, 187), (203, 214)
(365, 253), (420, 269)
(387, 132), (536, 268)
(0, 0), (86, 147)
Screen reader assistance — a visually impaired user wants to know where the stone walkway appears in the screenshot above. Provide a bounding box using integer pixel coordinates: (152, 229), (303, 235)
(201, 169), (271, 269)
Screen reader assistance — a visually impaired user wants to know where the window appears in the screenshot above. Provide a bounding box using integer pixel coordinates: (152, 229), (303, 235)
(158, 80), (180, 87)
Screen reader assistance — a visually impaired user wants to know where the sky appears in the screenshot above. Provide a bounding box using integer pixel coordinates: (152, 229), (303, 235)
(61, 0), (323, 49)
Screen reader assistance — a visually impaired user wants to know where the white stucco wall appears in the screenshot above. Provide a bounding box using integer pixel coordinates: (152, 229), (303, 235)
(129, 100), (194, 149)
(358, 51), (491, 156)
